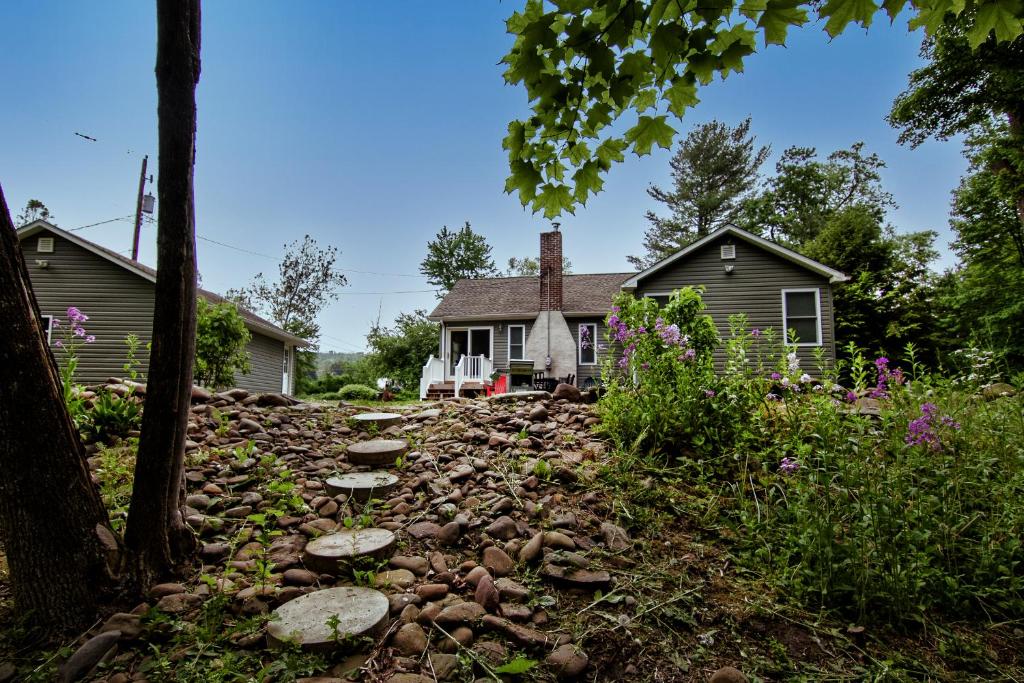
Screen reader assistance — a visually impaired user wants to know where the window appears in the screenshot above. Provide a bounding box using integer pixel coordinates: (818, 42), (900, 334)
(782, 289), (821, 345)
(508, 325), (526, 361)
(644, 292), (672, 307)
(41, 315), (54, 343)
(578, 323), (597, 365)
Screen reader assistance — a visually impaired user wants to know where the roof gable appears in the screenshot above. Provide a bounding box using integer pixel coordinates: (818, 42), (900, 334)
(17, 220), (308, 346)
(621, 225), (848, 289)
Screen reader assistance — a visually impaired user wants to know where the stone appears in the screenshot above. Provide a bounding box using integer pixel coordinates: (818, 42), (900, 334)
(436, 521), (462, 545)
(57, 630), (121, 683)
(435, 601), (486, 625)
(155, 592), (202, 614)
(283, 568), (319, 586)
(302, 528), (396, 574)
(474, 573), (500, 611)
(528, 405), (549, 422)
(544, 531), (576, 550)
(519, 531), (544, 564)
(407, 522), (443, 540)
(427, 652), (460, 681)
(346, 439), (408, 466)
(482, 546), (514, 577)
(546, 644), (589, 679)
(238, 418), (264, 433)
(982, 382), (1017, 400)
(352, 412), (403, 430)
(599, 522), (630, 552)
(488, 390), (551, 403)
(494, 578), (530, 602)
(326, 471), (399, 502)
(416, 583), (449, 600)
(552, 384), (581, 402)
(267, 587), (389, 652)
(390, 555), (430, 575)
(539, 564), (611, 590)
(480, 615), (568, 648)
(391, 622), (429, 656)
(374, 569), (416, 590)
(149, 582), (186, 599)
(100, 613), (142, 640)
(709, 666), (749, 683)
(485, 516), (518, 540)
(464, 565), (490, 587)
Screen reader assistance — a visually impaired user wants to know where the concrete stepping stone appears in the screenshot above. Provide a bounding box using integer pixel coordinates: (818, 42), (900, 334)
(346, 439), (408, 466)
(303, 528), (397, 574)
(352, 412), (403, 430)
(326, 471), (400, 503)
(267, 586), (389, 651)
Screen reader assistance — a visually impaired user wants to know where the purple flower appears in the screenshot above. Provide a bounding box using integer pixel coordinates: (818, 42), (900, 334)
(846, 391), (857, 402)
(704, 390), (716, 398)
(641, 362), (650, 370)
(941, 415), (961, 430)
(751, 328), (761, 337)
(906, 403), (959, 451)
(85, 335), (96, 343)
(51, 318), (60, 329)
(55, 340), (63, 348)
(779, 457), (799, 474)
(683, 348), (696, 361)
(73, 326), (86, 337)
(66, 306), (88, 323)
(771, 372), (782, 381)
(766, 393), (780, 401)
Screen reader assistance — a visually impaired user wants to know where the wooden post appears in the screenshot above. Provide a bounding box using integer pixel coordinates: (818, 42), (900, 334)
(131, 154), (149, 261)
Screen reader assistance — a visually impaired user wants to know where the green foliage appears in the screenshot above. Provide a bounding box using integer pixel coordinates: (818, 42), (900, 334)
(501, 0), (1023, 217)
(494, 655), (539, 674)
(94, 439), (137, 534)
(365, 309), (439, 390)
(505, 254), (573, 276)
(194, 298), (251, 389)
(419, 221), (497, 296)
(336, 384), (379, 402)
(122, 333), (145, 382)
(629, 117), (770, 269)
(15, 198), (54, 226)
(80, 390), (143, 443)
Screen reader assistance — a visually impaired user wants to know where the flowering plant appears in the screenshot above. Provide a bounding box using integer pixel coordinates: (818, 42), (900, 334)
(52, 306), (96, 426)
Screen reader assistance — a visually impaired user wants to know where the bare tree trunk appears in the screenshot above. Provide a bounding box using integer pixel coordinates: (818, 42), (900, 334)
(124, 0), (202, 587)
(0, 185), (116, 633)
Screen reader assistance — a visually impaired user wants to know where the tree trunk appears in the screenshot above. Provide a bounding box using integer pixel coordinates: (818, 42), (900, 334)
(0, 185), (116, 633)
(124, 0), (202, 587)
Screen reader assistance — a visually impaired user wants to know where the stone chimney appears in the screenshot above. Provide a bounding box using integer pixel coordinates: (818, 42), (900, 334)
(539, 229), (563, 311)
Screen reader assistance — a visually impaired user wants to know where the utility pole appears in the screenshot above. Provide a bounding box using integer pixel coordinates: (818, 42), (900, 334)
(131, 155), (149, 261)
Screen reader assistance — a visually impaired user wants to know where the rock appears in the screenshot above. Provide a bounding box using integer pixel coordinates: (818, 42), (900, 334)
(390, 555), (430, 576)
(552, 384), (581, 402)
(435, 601), (486, 625)
(302, 528), (396, 574)
(599, 522), (630, 552)
(374, 569), (416, 590)
(346, 439), (408, 466)
(482, 546), (514, 577)
(58, 630), (121, 682)
(149, 582), (186, 599)
(540, 564), (611, 590)
(0, 663), (14, 683)
(528, 405), (549, 422)
(267, 587), (389, 652)
(326, 471), (399, 503)
(853, 397), (881, 416)
(474, 573), (500, 611)
(155, 592), (202, 614)
(216, 388), (249, 402)
(495, 578), (530, 602)
(407, 522), (443, 540)
(283, 568), (319, 586)
(100, 613), (142, 640)
(238, 418), (264, 433)
(437, 521), (462, 545)
(544, 531), (576, 550)
(485, 516), (518, 540)
(546, 644), (589, 679)
(519, 531), (544, 564)
(416, 583), (449, 600)
(258, 392), (294, 407)
(391, 622), (428, 656)
(709, 666), (749, 683)
(480, 615), (568, 648)
(472, 641), (507, 666)
(982, 382), (1017, 400)
(464, 565), (490, 587)
(191, 385), (212, 402)
(488, 390), (551, 403)
(427, 652), (460, 680)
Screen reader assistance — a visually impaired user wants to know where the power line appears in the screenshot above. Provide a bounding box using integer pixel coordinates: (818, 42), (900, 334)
(68, 215), (135, 232)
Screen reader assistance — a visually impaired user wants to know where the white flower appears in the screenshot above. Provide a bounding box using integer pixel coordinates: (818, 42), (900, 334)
(800, 373), (812, 383)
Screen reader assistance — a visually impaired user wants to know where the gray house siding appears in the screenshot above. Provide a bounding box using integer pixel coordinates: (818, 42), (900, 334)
(495, 320), (534, 370)
(235, 332), (287, 393)
(634, 234), (836, 371)
(23, 230), (156, 383)
(22, 227), (296, 391)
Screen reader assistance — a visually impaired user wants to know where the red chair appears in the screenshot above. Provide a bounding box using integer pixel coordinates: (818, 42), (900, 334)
(485, 374), (508, 396)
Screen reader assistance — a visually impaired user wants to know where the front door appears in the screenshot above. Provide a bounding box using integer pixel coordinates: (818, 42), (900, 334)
(446, 328), (492, 379)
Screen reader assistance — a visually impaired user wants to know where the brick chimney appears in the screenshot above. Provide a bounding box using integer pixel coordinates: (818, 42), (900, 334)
(539, 229), (563, 311)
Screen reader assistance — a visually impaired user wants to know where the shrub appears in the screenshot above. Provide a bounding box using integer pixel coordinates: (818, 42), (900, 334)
(195, 298), (251, 389)
(80, 390), (143, 443)
(336, 384), (379, 402)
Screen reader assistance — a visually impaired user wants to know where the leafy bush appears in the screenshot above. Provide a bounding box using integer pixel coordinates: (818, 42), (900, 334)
(336, 384), (379, 402)
(195, 298), (251, 389)
(80, 390), (142, 442)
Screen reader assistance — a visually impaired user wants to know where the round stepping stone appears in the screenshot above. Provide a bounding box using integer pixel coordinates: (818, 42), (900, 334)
(267, 586), (389, 651)
(326, 471), (400, 503)
(346, 439), (408, 466)
(353, 412), (403, 430)
(303, 528), (397, 574)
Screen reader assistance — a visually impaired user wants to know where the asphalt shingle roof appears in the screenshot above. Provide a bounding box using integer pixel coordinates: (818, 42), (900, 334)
(429, 272), (632, 320)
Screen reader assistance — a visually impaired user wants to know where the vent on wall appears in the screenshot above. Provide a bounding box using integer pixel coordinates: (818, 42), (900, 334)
(37, 237), (55, 253)
(720, 244), (736, 260)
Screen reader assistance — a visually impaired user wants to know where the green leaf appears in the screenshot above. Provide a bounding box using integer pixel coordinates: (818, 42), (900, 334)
(664, 76), (699, 117)
(820, 0), (879, 37)
(880, 0), (907, 21)
(595, 137), (627, 168)
(739, 0), (769, 21)
(566, 140), (591, 166)
(572, 161), (605, 203)
(494, 656), (539, 674)
(758, 0), (810, 45)
(969, 1), (1024, 46)
(534, 183), (575, 218)
(505, 159), (543, 205)
(624, 115), (675, 156)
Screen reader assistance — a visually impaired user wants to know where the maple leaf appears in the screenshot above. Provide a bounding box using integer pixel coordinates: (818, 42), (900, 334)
(625, 115), (675, 156)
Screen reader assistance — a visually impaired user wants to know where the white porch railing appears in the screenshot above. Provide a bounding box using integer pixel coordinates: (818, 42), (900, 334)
(419, 355), (445, 400)
(454, 354), (493, 397)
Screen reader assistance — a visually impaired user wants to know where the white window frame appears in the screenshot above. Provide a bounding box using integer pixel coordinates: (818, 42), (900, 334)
(642, 291), (674, 306)
(507, 324), (526, 361)
(578, 323), (598, 366)
(41, 315), (54, 344)
(781, 288), (822, 347)
(444, 326), (494, 379)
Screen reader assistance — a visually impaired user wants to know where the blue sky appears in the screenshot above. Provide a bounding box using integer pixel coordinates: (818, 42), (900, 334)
(1, 3), (965, 353)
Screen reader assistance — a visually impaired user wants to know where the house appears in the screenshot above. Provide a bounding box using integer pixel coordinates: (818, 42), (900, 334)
(421, 226), (847, 398)
(18, 220), (307, 393)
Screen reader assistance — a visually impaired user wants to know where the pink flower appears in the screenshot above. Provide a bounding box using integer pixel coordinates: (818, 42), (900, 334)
(55, 340), (63, 348)
(85, 335), (96, 343)
(751, 328), (761, 337)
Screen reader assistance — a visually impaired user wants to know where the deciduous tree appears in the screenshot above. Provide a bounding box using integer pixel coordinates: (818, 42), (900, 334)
(505, 255), (572, 276)
(366, 310), (440, 389)
(629, 117), (768, 268)
(15, 198), (55, 226)
(420, 222), (497, 296)
(194, 298), (251, 389)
